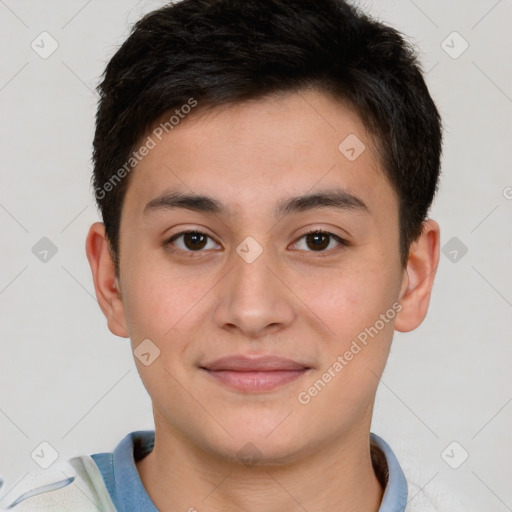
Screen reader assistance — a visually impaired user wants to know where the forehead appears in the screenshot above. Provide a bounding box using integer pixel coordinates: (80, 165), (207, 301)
(122, 89), (397, 221)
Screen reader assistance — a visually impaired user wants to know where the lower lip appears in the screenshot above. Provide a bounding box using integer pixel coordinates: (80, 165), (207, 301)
(202, 369), (309, 392)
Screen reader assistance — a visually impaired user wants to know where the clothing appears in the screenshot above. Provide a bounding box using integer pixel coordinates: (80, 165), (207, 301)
(0, 455), (116, 512)
(0, 430), (466, 511)
(90, 430), (408, 511)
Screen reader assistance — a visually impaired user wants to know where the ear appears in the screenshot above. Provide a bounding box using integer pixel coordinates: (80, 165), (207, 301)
(395, 219), (440, 333)
(85, 222), (129, 338)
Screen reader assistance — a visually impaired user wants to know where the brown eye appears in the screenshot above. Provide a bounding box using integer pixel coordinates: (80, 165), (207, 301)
(305, 232), (330, 251)
(293, 230), (348, 253)
(165, 230), (220, 252)
(182, 232), (207, 250)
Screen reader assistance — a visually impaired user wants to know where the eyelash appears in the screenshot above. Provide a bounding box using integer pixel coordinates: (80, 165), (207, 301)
(163, 229), (349, 256)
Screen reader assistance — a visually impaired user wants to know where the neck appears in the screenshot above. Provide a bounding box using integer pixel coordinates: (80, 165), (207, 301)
(136, 415), (384, 512)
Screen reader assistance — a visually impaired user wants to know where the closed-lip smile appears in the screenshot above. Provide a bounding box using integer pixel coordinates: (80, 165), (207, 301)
(200, 355), (312, 392)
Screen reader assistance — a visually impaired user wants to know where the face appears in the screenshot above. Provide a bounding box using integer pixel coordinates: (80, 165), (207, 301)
(92, 89), (420, 463)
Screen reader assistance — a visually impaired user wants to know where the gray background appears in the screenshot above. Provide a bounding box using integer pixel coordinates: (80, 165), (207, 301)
(0, 0), (511, 510)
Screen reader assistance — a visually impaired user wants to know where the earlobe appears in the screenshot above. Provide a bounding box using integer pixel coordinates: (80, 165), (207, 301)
(395, 219), (440, 333)
(85, 222), (129, 338)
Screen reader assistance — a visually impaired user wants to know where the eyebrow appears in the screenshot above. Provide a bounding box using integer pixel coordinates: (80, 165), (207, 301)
(143, 187), (369, 219)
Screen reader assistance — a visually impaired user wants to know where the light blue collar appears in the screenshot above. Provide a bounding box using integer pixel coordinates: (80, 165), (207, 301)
(371, 432), (409, 511)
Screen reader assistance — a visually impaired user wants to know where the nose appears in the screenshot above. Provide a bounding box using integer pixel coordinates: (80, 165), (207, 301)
(213, 239), (296, 338)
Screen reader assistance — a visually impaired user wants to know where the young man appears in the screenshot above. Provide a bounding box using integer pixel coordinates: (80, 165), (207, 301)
(1, 0), (467, 510)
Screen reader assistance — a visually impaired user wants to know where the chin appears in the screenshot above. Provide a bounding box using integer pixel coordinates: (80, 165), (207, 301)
(204, 420), (311, 466)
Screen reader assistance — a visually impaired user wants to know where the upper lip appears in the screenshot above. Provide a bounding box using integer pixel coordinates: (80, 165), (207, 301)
(200, 355), (310, 372)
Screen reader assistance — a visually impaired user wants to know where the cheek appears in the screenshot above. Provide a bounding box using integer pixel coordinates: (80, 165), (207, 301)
(297, 260), (397, 341)
(121, 253), (222, 353)
(295, 270), (398, 427)
(120, 252), (191, 341)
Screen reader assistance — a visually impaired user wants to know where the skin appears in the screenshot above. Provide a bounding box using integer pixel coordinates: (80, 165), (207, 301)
(86, 88), (440, 512)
